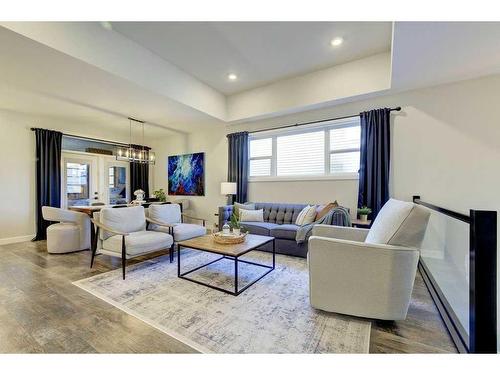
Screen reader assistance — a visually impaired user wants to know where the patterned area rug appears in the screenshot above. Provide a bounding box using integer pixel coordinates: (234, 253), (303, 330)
(73, 250), (370, 353)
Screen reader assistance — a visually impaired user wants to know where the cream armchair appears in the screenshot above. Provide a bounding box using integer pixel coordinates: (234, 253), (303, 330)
(147, 204), (206, 260)
(42, 206), (90, 253)
(308, 199), (430, 320)
(90, 206), (173, 279)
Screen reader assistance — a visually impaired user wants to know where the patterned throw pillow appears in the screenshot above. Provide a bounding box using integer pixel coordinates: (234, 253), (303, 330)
(295, 205), (318, 226)
(315, 201), (339, 220)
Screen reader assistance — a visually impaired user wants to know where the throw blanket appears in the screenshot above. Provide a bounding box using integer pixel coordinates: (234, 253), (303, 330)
(295, 206), (351, 244)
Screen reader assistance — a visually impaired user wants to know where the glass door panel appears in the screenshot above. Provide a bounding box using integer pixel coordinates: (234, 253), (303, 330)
(108, 166), (128, 204)
(105, 160), (130, 205)
(66, 162), (90, 206)
(62, 153), (99, 208)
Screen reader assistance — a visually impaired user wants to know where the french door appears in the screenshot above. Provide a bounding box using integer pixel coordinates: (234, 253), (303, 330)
(62, 151), (130, 208)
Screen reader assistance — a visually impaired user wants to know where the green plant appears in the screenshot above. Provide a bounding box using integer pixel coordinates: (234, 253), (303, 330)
(153, 188), (167, 202)
(230, 212), (241, 229)
(357, 206), (372, 215)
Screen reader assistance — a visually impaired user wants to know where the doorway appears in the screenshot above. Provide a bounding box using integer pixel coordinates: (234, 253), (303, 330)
(62, 151), (130, 208)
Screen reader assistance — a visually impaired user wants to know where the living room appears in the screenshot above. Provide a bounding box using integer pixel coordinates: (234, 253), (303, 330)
(0, 1), (499, 373)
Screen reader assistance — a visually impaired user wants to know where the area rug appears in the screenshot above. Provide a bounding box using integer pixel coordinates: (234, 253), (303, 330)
(73, 250), (370, 353)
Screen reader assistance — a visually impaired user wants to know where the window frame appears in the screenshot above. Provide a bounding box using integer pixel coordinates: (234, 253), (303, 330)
(248, 117), (360, 182)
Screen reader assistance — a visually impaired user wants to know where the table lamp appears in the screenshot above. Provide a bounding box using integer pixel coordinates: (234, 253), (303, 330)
(220, 182), (237, 204)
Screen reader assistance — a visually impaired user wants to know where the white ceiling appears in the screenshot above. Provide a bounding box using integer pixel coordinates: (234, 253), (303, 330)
(0, 26), (220, 137)
(2, 22), (500, 134)
(111, 22), (392, 95)
(391, 22), (500, 90)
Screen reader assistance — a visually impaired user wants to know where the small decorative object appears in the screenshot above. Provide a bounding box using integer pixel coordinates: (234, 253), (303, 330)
(220, 182), (237, 205)
(153, 188), (167, 202)
(168, 152), (205, 196)
(213, 231), (247, 245)
(357, 206), (372, 221)
(222, 221), (230, 235)
(131, 189), (146, 205)
(230, 211), (242, 235)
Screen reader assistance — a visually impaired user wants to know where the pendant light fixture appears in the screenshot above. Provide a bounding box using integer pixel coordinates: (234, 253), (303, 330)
(116, 117), (156, 164)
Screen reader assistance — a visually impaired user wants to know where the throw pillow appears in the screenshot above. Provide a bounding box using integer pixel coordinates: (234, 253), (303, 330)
(233, 202), (256, 219)
(239, 208), (264, 222)
(295, 205), (317, 226)
(315, 201), (339, 220)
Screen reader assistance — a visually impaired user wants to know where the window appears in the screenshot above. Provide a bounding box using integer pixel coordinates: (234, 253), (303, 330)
(249, 117), (360, 179)
(249, 138), (272, 177)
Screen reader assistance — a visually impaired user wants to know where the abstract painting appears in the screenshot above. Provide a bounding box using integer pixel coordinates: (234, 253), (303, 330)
(168, 152), (205, 196)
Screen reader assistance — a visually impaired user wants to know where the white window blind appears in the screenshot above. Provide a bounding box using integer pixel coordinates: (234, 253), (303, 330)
(248, 117), (360, 179)
(277, 131), (324, 176)
(329, 125), (360, 173)
(249, 138), (272, 176)
(250, 138), (272, 158)
(330, 126), (361, 151)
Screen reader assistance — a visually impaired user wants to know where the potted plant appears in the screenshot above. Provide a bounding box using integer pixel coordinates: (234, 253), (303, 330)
(153, 188), (167, 202)
(357, 206), (372, 222)
(230, 212), (242, 235)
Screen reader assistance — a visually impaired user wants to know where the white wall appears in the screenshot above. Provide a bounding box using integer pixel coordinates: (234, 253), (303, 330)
(0, 109), (147, 244)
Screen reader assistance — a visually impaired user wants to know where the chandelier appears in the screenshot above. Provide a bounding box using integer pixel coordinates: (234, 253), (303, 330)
(116, 117), (156, 165)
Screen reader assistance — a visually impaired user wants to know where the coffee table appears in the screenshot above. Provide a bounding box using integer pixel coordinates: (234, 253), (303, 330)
(177, 234), (275, 296)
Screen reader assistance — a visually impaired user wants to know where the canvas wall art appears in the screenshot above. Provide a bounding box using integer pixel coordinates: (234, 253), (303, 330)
(168, 152), (205, 196)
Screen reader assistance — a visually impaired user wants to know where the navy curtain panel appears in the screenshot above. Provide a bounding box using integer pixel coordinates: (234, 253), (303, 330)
(227, 131), (249, 203)
(358, 108), (391, 219)
(33, 128), (63, 241)
(130, 162), (150, 198)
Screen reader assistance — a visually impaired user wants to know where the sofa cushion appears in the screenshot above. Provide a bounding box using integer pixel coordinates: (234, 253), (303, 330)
(255, 203), (308, 224)
(100, 206), (146, 240)
(239, 208), (264, 222)
(270, 224), (299, 240)
(240, 221), (279, 236)
(102, 230), (173, 257)
(365, 199), (430, 248)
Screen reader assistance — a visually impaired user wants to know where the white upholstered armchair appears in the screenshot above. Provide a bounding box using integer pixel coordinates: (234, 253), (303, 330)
(308, 199), (431, 320)
(147, 203), (206, 259)
(42, 206), (90, 253)
(90, 206), (174, 279)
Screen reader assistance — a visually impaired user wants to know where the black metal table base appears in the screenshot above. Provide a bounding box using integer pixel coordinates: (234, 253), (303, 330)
(177, 239), (275, 296)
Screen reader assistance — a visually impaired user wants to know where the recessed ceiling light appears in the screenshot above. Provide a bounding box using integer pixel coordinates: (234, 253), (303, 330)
(330, 37), (343, 47)
(228, 73), (238, 81)
(100, 21), (113, 31)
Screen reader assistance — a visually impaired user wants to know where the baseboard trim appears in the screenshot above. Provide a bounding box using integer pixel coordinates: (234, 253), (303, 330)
(0, 234), (35, 246)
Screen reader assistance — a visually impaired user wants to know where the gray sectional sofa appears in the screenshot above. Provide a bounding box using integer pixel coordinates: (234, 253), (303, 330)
(218, 202), (340, 258)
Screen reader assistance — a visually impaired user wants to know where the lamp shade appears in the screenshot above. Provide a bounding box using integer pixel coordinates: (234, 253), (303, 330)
(220, 182), (237, 195)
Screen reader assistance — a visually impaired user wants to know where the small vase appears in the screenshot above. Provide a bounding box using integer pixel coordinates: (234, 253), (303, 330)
(233, 228), (241, 236)
(360, 214), (368, 222)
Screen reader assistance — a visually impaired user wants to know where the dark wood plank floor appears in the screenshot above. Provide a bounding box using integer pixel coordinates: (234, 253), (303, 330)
(0, 240), (456, 353)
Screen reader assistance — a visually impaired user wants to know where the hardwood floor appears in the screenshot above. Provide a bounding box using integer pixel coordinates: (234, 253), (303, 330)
(0, 240), (456, 353)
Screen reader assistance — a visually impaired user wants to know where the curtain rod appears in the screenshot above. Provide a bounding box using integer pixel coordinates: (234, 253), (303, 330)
(30, 127), (131, 147)
(249, 107), (401, 134)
